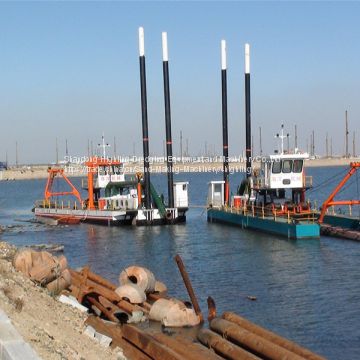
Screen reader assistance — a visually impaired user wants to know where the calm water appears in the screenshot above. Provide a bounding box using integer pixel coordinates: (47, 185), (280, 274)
(0, 166), (359, 359)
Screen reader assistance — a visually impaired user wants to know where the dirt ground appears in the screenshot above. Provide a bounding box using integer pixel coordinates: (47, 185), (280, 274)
(0, 241), (126, 360)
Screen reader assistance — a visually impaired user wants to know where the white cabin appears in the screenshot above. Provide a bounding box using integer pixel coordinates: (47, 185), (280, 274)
(173, 182), (189, 208)
(96, 164), (125, 188)
(255, 153), (310, 190)
(207, 181), (224, 207)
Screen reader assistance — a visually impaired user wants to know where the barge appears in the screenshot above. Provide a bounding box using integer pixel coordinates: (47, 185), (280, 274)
(34, 28), (189, 226)
(207, 41), (319, 239)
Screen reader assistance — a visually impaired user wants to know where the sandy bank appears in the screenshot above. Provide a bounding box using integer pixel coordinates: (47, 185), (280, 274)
(0, 242), (123, 360)
(0, 157), (358, 181)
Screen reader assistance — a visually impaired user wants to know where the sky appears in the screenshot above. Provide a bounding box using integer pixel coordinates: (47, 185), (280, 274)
(0, 1), (359, 164)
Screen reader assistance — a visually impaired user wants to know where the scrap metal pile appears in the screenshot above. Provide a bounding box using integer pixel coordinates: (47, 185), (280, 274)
(13, 249), (325, 360)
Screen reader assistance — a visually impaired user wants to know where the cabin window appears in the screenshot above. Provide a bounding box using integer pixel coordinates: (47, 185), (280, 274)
(293, 160), (303, 173)
(282, 160), (292, 173)
(113, 165), (122, 175)
(182, 184), (187, 191)
(272, 161), (281, 174)
(214, 183), (222, 193)
(99, 166), (106, 175)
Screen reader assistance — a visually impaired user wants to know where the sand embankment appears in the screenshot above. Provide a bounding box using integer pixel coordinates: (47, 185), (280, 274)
(0, 242), (122, 360)
(0, 157), (358, 181)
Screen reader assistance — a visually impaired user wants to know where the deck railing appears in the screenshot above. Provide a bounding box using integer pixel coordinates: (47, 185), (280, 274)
(222, 204), (317, 224)
(35, 199), (84, 210)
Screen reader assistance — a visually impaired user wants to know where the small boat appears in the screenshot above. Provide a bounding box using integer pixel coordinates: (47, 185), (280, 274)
(207, 42), (319, 239)
(34, 156), (189, 226)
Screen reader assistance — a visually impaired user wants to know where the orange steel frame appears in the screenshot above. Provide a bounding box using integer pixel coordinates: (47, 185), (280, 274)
(319, 162), (360, 223)
(45, 168), (82, 204)
(85, 157), (122, 210)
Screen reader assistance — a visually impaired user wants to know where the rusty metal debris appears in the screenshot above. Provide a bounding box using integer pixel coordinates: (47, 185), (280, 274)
(198, 328), (260, 360)
(12, 249), (326, 360)
(174, 254), (204, 323)
(222, 312), (326, 360)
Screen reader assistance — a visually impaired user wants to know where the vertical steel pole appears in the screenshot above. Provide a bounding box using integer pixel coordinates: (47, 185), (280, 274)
(139, 27), (151, 209)
(162, 32), (174, 208)
(221, 40), (230, 205)
(245, 44), (251, 178)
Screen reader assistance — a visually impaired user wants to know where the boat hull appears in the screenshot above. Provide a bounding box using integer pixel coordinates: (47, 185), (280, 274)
(207, 208), (320, 239)
(322, 214), (359, 230)
(34, 207), (186, 226)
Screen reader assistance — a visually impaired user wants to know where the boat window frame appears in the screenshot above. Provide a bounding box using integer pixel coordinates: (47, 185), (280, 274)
(293, 159), (303, 173)
(272, 160), (282, 174)
(282, 160), (293, 174)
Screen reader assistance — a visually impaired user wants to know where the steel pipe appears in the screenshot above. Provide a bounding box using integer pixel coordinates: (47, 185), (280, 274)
(210, 318), (305, 360)
(223, 312), (325, 360)
(197, 328), (260, 360)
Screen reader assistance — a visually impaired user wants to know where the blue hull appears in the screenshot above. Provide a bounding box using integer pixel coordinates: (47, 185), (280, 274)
(207, 208), (320, 239)
(323, 214), (359, 230)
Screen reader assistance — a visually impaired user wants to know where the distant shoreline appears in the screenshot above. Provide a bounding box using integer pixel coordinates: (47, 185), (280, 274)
(0, 157), (358, 181)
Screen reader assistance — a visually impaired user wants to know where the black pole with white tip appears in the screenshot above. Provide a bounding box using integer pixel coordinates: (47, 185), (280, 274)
(138, 27), (151, 209)
(162, 32), (174, 208)
(245, 43), (252, 178)
(221, 40), (230, 205)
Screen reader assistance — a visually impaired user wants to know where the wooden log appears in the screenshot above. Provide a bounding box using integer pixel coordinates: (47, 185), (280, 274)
(197, 328), (260, 360)
(122, 324), (185, 360)
(223, 312), (326, 360)
(210, 318), (306, 360)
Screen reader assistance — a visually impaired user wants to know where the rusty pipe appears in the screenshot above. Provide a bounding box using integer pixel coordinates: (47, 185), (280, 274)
(207, 296), (217, 322)
(223, 312), (325, 360)
(174, 254), (203, 323)
(122, 324), (185, 360)
(152, 332), (221, 360)
(86, 296), (119, 323)
(210, 318), (305, 360)
(70, 269), (121, 302)
(197, 328), (260, 360)
(85, 269), (117, 290)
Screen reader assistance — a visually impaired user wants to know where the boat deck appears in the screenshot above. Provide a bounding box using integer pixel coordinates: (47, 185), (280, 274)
(207, 207), (320, 239)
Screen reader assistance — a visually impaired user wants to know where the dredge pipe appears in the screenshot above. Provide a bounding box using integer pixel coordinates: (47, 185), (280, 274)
(139, 26), (151, 209)
(152, 333), (221, 360)
(174, 254), (203, 323)
(162, 32), (174, 208)
(83, 269), (117, 290)
(86, 296), (120, 323)
(223, 312), (326, 360)
(210, 318), (306, 360)
(122, 324), (185, 360)
(198, 329), (261, 360)
(244, 43), (252, 178)
(221, 40), (230, 205)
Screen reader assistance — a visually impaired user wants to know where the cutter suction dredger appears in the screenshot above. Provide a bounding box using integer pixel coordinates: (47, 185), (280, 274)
(207, 42), (320, 239)
(34, 28), (189, 226)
